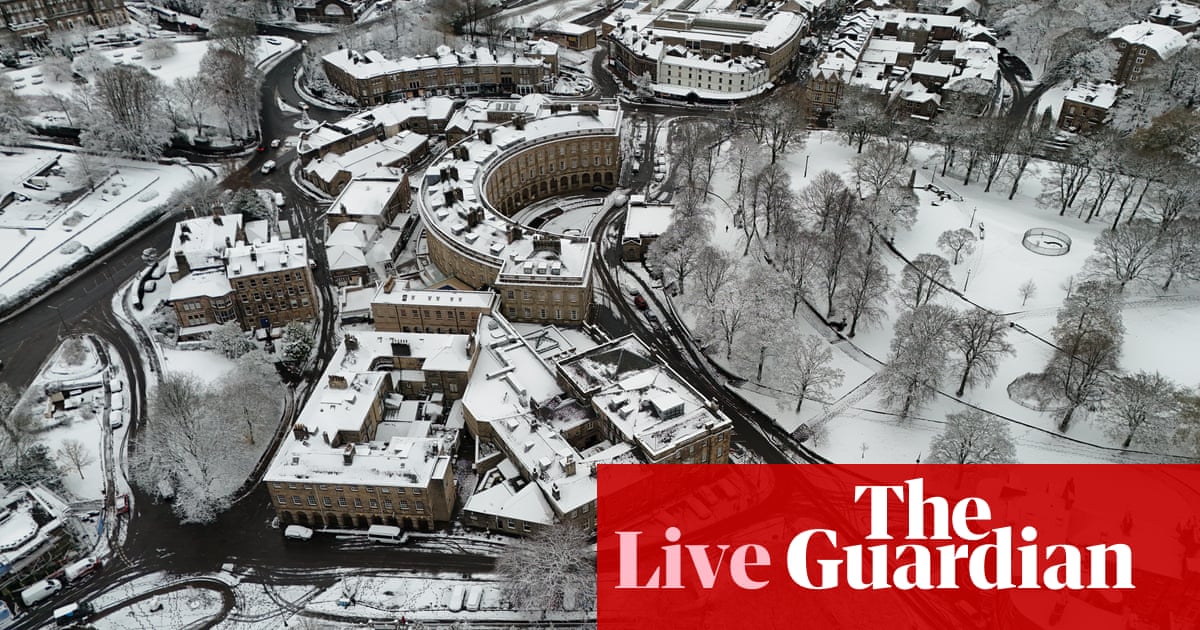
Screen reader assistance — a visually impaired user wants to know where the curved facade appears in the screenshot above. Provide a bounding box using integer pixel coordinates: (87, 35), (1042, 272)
(418, 100), (622, 326)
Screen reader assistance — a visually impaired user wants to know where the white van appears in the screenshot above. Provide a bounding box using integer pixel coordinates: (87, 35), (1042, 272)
(63, 556), (101, 582)
(108, 378), (123, 393)
(446, 584), (465, 612)
(109, 410), (124, 429)
(20, 578), (62, 607)
(464, 585), (482, 611)
(367, 524), (405, 544)
(109, 392), (125, 411)
(260, 160), (276, 175)
(284, 525), (314, 541)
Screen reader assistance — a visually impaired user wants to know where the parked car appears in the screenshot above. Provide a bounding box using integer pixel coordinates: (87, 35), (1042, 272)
(53, 602), (93, 627)
(260, 160), (276, 174)
(273, 192), (285, 207)
(266, 37), (282, 45)
(634, 295), (648, 311)
(284, 525), (314, 541)
(115, 493), (130, 515)
(109, 410), (124, 429)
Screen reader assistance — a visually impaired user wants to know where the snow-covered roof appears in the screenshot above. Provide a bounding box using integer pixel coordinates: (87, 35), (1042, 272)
(327, 178), (404, 220)
(463, 480), (557, 525)
(304, 133), (425, 188)
(495, 238), (592, 287)
(912, 60), (956, 78)
(535, 20), (594, 35)
(419, 101), (616, 277)
(168, 214), (243, 275)
(225, 239), (308, 279)
(1108, 21), (1189, 58)
(1151, 0), (1200, 26)
(622, 200), (674, 240)
(898, 80), (942, 104)
(372, 285), (498, 310)
(299, 97), (455, 156)
(323, 45), (548, 82)
(558, 336), (731, 459)
(875, 9), (963, 30)
(463, 315), (563, 428)
(660, 50), (766, 74)
(168, 269), (233, 300)
(1062, 81), (1120, 110)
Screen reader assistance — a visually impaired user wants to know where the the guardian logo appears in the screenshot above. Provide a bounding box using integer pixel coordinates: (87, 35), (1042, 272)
(614, 478), (1133, 591)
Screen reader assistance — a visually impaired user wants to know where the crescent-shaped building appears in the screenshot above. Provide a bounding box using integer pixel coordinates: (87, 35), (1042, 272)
(417, 100), (623, 326)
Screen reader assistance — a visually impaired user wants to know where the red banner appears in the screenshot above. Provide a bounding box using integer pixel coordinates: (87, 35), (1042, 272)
(597, 465), (1200, 630)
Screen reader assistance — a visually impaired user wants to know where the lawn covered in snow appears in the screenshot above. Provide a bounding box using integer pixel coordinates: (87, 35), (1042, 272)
(671, 128), (1200, 465)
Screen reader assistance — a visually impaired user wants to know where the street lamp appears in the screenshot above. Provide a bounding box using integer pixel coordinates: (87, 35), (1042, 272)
(804, 154), (810, 178)
(963, 268), (971, 292)
(47, 304), (67, 336)
(970, 206), (977, 227)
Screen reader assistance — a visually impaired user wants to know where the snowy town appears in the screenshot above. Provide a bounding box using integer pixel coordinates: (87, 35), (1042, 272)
(0, 0), (1198, 627)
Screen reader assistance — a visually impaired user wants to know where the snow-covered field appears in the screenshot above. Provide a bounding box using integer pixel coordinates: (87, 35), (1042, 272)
(0, 147), (209, 314)
(670, 129), (1200, 465)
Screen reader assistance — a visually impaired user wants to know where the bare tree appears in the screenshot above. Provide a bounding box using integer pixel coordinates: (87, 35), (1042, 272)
(57, 439), (95, 479)
(80, 64), (172, 158)
(1086, 219), (1161, 290)
(1044, 281), (1124, 431)
(0, 75), (32, 144)
(496, 523), (595, 614)
(1018, 279), (1037, 306)
(817, 221), (860, 318)
(209, 16), (258, 62)
(949, 309), (1014, 397)
(836, 252), (891, 337)
(725, 133), (766, 195)
(879, 304), (956, 420)
(936, 228), (977, 265)
(773, 223), (821, 316)
(693, 246), (737, 305)
(927, 409), (1017, 464)
(798, 171), (851, 232)
(143, 38), (178, 60)
(1041, 149), (1093, 216)
(172, 76), (207, 137)
(200, 47), (264, 141)
(1005, 121), (1046, 200)
(774, 336), (845, 414)
(647, 217), (709, 295)
(1154, 217), (1200, 291)
(897, 253), (952, 311)
(1103, 371), (1180, 449)
(744, 86), (808, 164)
(853, 141), (908, 200)
(211, 350), (282, 447)
(701, 283), (750, 361)
(834, 87), (887, 153)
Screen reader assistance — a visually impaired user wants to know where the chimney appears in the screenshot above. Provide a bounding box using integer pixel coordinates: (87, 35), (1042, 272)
(551, 482), (561, 500)
(328, 374), (349, 389)
(212, 213), (223, 226)
(292, 423), (309, 440)
(173, 252), (190, 276)
(384, 278), (396, 293)
(391, 341), (411, 356)
(564, 455), (576, 476)
(343, 444), (355, 465)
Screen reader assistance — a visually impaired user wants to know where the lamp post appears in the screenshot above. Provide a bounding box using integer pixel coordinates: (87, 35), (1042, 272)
(47, 304), (66, 336)
(804, 154), (810, 178)
(963, 268), (971, 292)
(970, 206), (977, 227)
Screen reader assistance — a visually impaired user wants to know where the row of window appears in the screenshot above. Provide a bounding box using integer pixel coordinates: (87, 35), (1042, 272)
(273, 481), (422, 495)
(505, 289), (580, 304)
(508, 307), (580, 321)
(234, 271), (305, 289)
(278, 495), (426, 511)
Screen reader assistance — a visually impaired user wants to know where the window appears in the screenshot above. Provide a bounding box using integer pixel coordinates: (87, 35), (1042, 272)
(385, 500), (393, 510)
(369, 499), (378, 509)
(508, 519), (516, 530)
(292, 496), (302, 505)
(349, 485), (358, 492)
(415, 501), (425, 511)
(338, 497), (347, 507)
(400, 500), (410, 510)
(413, 488), (421, 496)
(335, 486), (343, 492)
(523, 522), (532, 532)
(277, 495), (287, 504)
(307, 496), (317, 506)
(449, 383), (458, 393)
(353, 498), (363, 508)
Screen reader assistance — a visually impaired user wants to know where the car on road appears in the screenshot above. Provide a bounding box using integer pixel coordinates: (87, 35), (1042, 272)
(591, 185), (611, 193)
(109, 410), (124, 429)
(266, 37), (282, 45)
(256, 145), (266, 152)
(646, 312), (660, 325)
(115, 493), (130, 515)
(284, 525), (314, 541)
(274, 192), (285, 207)
(270, 138), (281, 148)
(260, 160), (276, 174)
(634, 295), (648, 310)
(20, 579), (62, 607)
(64, 557), (102, 582)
